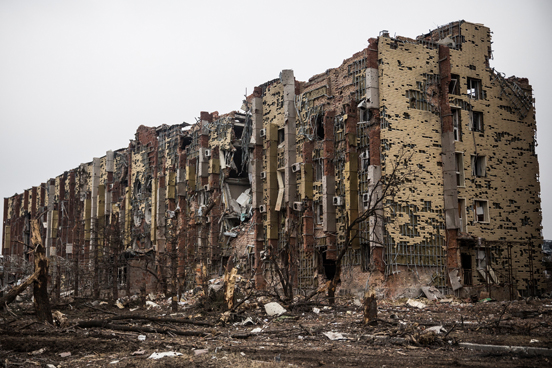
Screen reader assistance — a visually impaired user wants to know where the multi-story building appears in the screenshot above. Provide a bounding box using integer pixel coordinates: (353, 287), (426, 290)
(2, 20), (544, 299)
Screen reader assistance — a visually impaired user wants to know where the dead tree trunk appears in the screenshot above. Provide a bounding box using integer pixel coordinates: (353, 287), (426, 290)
(170, 242), (178, 312)
(33, 244), (53, 324)
(92, 219), (100, 300)
(363, 290), (378, 325)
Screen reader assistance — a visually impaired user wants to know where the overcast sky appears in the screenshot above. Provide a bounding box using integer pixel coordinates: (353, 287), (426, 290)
(1, 0), (551, 243)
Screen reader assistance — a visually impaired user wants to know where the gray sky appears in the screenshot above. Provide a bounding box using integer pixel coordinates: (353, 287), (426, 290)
(1, 0), (551, 242)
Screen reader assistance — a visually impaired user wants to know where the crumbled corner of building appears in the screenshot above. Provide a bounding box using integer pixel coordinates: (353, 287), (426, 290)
(2, 20), (545, 300)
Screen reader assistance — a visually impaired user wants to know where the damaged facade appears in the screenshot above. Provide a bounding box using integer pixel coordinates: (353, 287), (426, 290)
(2, 21), (544, 299)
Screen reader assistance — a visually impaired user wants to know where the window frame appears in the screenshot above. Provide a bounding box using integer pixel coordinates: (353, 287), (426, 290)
(458, 198), (467, 232)
(449, 74), (460, 95)
(452, 108), (462, 141)
(471, 155), (486, 177)
(474, 200), (490, 223)
(455, 152), (465, 187)
(467, 77), (483, 100)
(470, 111), (484, 132)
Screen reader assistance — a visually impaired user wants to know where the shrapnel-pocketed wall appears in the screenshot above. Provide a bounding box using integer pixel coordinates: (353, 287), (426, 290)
(2, 20), (544, 300)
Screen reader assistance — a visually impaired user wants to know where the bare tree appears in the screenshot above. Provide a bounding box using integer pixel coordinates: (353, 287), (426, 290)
(327, 151), (414, 306)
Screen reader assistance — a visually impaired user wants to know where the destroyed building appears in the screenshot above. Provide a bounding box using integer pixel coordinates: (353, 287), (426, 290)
(2, 21), (544, 299)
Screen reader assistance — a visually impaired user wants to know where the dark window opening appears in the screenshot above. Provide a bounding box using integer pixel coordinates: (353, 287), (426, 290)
(449, 74), (460, 95)
(316, 115), (325, 140)
(229, 147), (248, 179)
(470, 111), (484, 132)
(322, 251), (336, 280)
(461, 253), (472, 286)
(180, 136), (193, 150)
(233, 124), (244, 140)
(278, 128), (285, 144)
(471, 155), (486, 177)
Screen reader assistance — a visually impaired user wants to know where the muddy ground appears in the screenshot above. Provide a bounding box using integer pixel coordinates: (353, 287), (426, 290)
(1, 294), (552, 367)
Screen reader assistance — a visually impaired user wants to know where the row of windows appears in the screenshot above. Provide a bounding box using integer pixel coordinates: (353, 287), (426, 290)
(449, 75), (485, 100)
(455, 152), (486, 186)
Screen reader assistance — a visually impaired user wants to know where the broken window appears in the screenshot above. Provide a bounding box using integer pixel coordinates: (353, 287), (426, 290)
(455, 152), (465, 187)
(358, 103), (370, 122)
(452, 108), (462, 141)
(458, 198), (466, 232)
(360, 149), (370, 171)
(316, 202), (323, 224)
(467, 78), (484, 99)
(118, 265), (127, 286)
(278, 128), (285, 144)
(315, 159), (324, 182)
(471, 155), (486, 177)
(315, 115), (325, 140)
(228, 148), (248, 179)
(474, 200), (489, 223)
(449, 74), (460, 95)
(470, 111), (484, 132)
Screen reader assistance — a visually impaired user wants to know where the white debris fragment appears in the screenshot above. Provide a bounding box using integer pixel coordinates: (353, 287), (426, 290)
(323, 331), (347, 341)
(313, 307), (320, 314)
(146, 301), (160, 308)
(138, 335), (146, 341)
(406, 299), (426, 309)
(148, 352), (183, 359)
(264, 302), (287, 316)
(425, 325), (447, 334)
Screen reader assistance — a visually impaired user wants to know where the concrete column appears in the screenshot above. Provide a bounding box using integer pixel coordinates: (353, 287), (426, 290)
(323, 111), (337, 259)
(106, 150), (114, 217)
(281, 70), (297, 204)
(438, 45), (460, 275)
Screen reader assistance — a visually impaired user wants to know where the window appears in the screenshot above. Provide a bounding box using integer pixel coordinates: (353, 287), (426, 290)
(467, 77), (483, 99)
(470, 111), (484, 132)
(360, 149), (370, 171)
(315, 160), (324, 182)
(278, 128), (285, 144)
(471, 155), (486, 177)
(316, 202), (323, 224)
(449, 74), (460, 95)
(316, 115), (325, 140)
(118, 266), (127, 285)
(458, 198), (466, 232)
(452, 108), (461, 141)
(474, 200), (489, 223)
(455, 152), (465, 187)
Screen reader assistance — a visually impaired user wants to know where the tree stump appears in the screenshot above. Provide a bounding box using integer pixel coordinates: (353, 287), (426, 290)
(33, 244), (53, 324)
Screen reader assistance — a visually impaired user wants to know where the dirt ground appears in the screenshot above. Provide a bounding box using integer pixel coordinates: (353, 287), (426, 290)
(1, 293), (552, 367)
